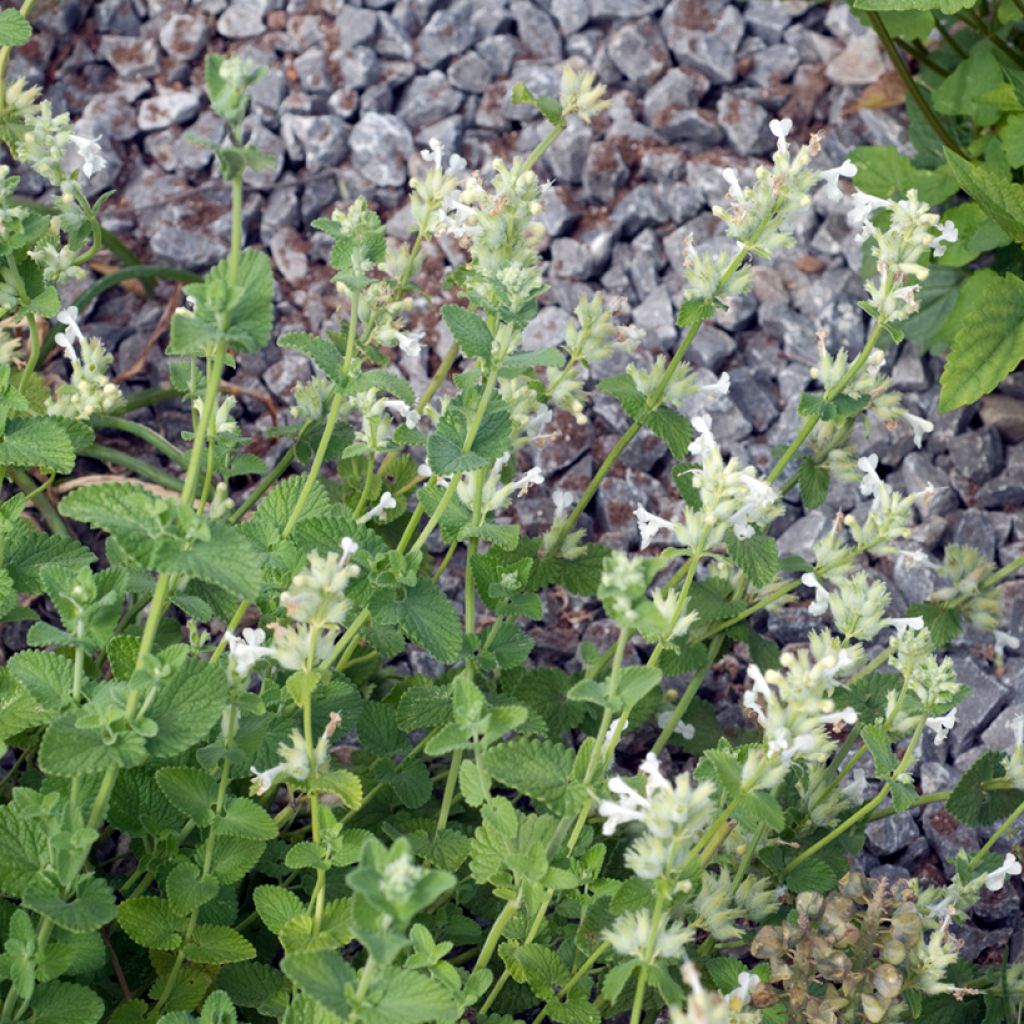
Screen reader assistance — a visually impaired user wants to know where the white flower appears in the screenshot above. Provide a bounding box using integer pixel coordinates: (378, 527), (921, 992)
(420, 137), (444, 168)
(700, 371), (730, 399)
(902, 411), (934, 448)
(926, 708), (956, 744)
(598, 775), (650, 835)
(69, 131), (106, 178)
(801, 572), (830, 616)
(226, 627), (275, 676)
(722, 167), (743, 201)
(54, 305), (85, 361)
(820, 158), (857, 202)
(841, 767), (871, 803)
(847, 190), (889, 236)
(984, 853), (1022, 891)
(250, 761), (288, 796)
(688, 415), (717, 462)
(857, 452), (884, 508)
(931, 219), (958, 257)
(725, 971), (759, 1012)
(552, 488), (574, 517)
(887, 615), (925, 635)
(1010, 714), (1024, 750)
(656, 711), (695, 741)
(635, 505), (677, 550)
(769, 117), (793, 150)
(341, 536), (359, 557)
(361, 491), (397, 523)
(994, 629), (1021, 661)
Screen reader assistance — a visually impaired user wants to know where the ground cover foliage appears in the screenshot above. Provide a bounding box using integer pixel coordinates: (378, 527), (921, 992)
(1, 9), (1024, 1024)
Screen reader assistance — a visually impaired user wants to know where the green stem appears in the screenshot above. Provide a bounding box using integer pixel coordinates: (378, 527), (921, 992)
(9, 468), (68, 537)
(230, 433), (304, 523)
(867, 11), (969, 156)
(283, 391), (345, 537)
(435, 748), (463, 835)
(82, 443), (184, 491)
(474, 894), (521, 977)
(93, 409), (191, 465)
(960, 8), (1024, 67)
(935, 17), (968, 57)
(532, 942), (610, 1024)
(785, 716), (928, 876)
(971, 795), (1024, 868)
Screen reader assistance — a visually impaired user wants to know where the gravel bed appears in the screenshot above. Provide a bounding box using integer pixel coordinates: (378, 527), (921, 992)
(14, 0), (1024, 961)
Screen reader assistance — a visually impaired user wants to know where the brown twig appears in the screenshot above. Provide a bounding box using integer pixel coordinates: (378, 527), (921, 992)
(100, 927), (132, 1003)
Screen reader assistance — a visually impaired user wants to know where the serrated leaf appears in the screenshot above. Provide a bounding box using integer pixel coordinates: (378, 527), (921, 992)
(945, 149), (1024, 245)
(676, 297), (721, 328)
(0, 8), (32, 45)
(0, 417), (76, 474)
(727, 532), (780, 587)
(22, 877), (115, 934)
(948, 751), (1024, 826)
(939, 270), (1024, 412)
(908, 600), (962, 647)
(734, 791), (785, 834)
(216, 797), (278, 839)
(426, 401), (512, 476)
(156, 768), (218, 825)
(183, 925), (256, 965)
(393, 577), (463, 662)
(396, 685), (452, 731)
(166, 862), (219, 915)
(483, 738), (581, 814)
(169, 249), (274, 355)
(785, 856), (839, 894)
(279, 331), (344, 383)
(30, 982), (104, 1024)
(254, 886), (304, 936)
(862, 723), (897, 778)
(853, 0), (975, 12)
(441, 304), (492, 358)
(118, 897), (186, 950)
(280, 950), (356, 1017)
(797, 458), (829, 509)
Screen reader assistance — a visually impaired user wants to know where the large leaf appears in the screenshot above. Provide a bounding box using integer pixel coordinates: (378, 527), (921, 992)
(939, 270), (1024, 411)
(0, 417), (76, 474)
(945, 149), (1024, 244)
(854, 0), (976, 12)
(390, 577), (463, 662)
(848, 146), (958, 204)
(0, 8), (32, 45)
(948, 751), (1024, 827)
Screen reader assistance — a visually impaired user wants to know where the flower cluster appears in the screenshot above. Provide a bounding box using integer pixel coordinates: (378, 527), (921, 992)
(47, 307), (122, 420)
(635, 416), (780, 551)
(251, 710), (343, 795)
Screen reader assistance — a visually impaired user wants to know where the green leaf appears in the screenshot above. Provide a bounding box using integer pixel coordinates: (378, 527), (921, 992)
(30, 982), (104, 1024)
(939, 270), (1024, 411)
(644, 406), (692, 459)
(726, 532), (780, 587)
(441, 304), (492, 358)
(183, 925), (256, 965)
(155, 768), (218, 825)
(0, 417), (76, 474)
(948, 751), (1024, 826)
(118, 897), (186, 951)
(254, 886), (304, 936)
(147, 658), (230, 759)
(216, 798), (278, 840)
(364, 967), (459, 1024)
(853, 0), (975, 12)
(510, 81), (565, 127)
(945, 149), (1024, 245)
(22, 877), (116, 934)
(393, 577), (463, 662)
(734, 792), (785, 834)
(908, 600), (962, 647)
(848, 145), (959, 204)
(862, 723), (897, 778)
(785, 856), (840, 894)
(199, 991), (238, 1024)
(796, 458), (829, 509)
(932, 41), (1003, 126)
(426, 399), (512, 476)
(0, 8), (32, 45)
(483, 738), (581, 815)
(166, 863), (219, 915)
(676, 297), (721, 328)
(280, 950), (356, 1017)
(169, 249), (274, 355)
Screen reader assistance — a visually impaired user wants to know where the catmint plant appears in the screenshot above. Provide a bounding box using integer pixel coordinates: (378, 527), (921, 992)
(2, 17), (1024, 1024)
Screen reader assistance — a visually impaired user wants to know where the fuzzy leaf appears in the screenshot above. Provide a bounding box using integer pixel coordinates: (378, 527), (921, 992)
(441, 304), (492, 359)
(945, 149), (1024, 244)
(166, 863), (219, 915)
(254, 886), (304, 936)
(948, 751), (1024, 827)
(392, 577), (463, 662)
(726, 531), (780, 587)
(183, 925), (256, 965)
(939, 270), (1024, 411)
(216, 798), (278, 840)
(118, 897), (186, 950)
(155, 768), (218, 825)
(30, 982), (104, 1024)
(22, 877), (116, 934)
(0, 8), (32, 45)
(0, 417), (76, 474)
(483, 738), (581, 815)
(796, 458), (829, 509)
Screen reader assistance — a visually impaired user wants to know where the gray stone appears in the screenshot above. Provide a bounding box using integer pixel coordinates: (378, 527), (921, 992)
(955, 924), (1014, 962)
(974, 882), (1020, 923)
(891, 346), (930, 391)
(606, 19), (670, 87)
(544, 122), (592, 185)
(891, 549), (942, 606)
(522, 305), (571, 352)
(948, 654), (1010, 755)
(553, 0), (589, 34)
(396, 70), (463, 129)
(922, 804), (979, 873)
(150, 225), (228, 269)
(263, 348), (310, 398)
(418, 4), (476, 67)
(95, 0), (142, 33)
(981, 394), (1024, 443)
(776, 509), (827, 562)
(138, 89), (202, 132)
(948, 428), (1004, 484)
(249, 68), (289, 118)
(239, 122), (284, 188)
(920, 760), (960, 796)
(766, 605), (816, 645)
(540, 188), (578, 237)
(551, 233), (611, 281)
(728, 367), (778, 433)
(865, 812), (919, 857)
(510, 1), (563, 60)
(281, 114), (348, 172)
(475, 34), (519, 78)
(158, 13), (210, 61)
(339, 47), (381, 90)
(589, 0), (664, 16)
(716, 93), (770, 156)
(976, 465), (1024, 510)
(611, 185), (667, 239)
(661, 183), (704, 223)
(660, 0), (744, 84)
(748, 43), (801, 88)
(217, 0), (266, 38)
(643, 67), (710, 141)
(448, 51), (492, 93)
(82, 83), (151, 142)
(744, 0), (808, 43)
(350, 112), (414, 186)
(294, 47), (334, 93)
(632, 286), (675, 348)
(826, 33), (887, 86)
(759, 302), (817, 364)
(689, 323), (736, 373)
(948, 508), (997, 563)
(582, 140), (628, 204)
(504, 61), (561, 121)
(260, 186), (301, 244)
(336, 7), (376, 47)
(982, 702), (1024, 755)
(376, 13), (414, 59)
(98, 34), (160, 77)
(270, 227), (309, 285)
